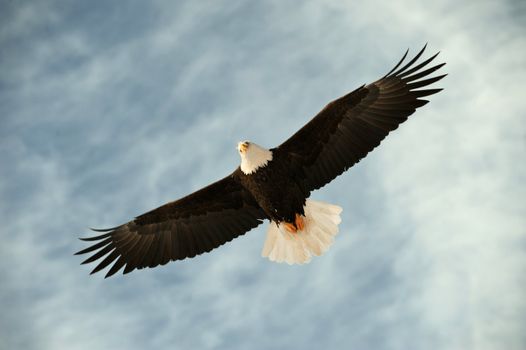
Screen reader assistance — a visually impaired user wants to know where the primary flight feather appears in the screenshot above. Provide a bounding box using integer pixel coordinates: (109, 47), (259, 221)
(76, 45), (446, 278)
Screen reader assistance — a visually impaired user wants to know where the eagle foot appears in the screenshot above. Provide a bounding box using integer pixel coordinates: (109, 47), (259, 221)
(282, 214), (305, 233)
(295, 213), (305, 231)
(283, 222), (297, 233)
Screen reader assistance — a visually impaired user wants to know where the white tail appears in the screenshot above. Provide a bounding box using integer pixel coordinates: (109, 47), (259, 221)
(261, 199), (343, 264)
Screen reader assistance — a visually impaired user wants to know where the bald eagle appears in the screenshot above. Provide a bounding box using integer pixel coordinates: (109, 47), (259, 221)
(76, 45), (446, 278)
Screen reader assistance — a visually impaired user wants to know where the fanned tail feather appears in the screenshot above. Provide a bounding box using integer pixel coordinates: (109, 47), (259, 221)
(261, 199), (343, 264)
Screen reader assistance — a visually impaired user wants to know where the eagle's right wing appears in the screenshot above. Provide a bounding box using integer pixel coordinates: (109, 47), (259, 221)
(76, 172), (266, 278)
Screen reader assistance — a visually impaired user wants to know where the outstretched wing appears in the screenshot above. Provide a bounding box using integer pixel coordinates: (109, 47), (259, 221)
(276, 45), (446, 194)
(76, 172), (266, 278)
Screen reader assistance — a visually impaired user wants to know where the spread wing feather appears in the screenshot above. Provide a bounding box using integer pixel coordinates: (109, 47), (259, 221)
(276, 45), (446, 194)
(76, 173), (266, 278)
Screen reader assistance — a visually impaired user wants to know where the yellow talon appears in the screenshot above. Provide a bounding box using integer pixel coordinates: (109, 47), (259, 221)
(283, 222), (297, 233)
(295, 214), (305, 231)
(281, 214), (305, 233)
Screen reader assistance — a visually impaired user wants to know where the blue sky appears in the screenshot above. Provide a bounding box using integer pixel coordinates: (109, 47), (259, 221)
(1, 1), (525, 349)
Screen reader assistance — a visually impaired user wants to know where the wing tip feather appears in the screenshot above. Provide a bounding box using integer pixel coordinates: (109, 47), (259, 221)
(382, 48), (409, 78)
(414, 88), (443, 96)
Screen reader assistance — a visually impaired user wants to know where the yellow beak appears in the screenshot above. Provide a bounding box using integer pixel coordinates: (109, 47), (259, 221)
(238, 141), (249, 153)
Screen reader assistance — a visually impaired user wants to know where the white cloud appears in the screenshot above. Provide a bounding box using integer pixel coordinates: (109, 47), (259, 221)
(1, 0), (524, 349)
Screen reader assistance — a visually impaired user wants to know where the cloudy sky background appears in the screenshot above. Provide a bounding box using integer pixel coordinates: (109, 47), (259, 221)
(1, 0), (525, 349)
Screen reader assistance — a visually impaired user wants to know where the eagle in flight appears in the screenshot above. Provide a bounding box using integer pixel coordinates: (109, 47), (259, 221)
(77, 45), (446, 278)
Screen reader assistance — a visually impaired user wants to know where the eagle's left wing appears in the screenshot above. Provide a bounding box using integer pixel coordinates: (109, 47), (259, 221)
(76, 172), (266, 278)
(276, 45), (446, 195)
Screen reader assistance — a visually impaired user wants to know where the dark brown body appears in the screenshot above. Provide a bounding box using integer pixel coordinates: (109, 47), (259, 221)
(235, 151), (306, 224)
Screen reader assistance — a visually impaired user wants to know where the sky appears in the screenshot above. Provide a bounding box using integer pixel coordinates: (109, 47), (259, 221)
(1, 0), (525, 349)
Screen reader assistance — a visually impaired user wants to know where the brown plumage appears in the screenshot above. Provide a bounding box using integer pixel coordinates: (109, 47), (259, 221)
(278, 45), (446, 194)
(76, 45), (446, 277)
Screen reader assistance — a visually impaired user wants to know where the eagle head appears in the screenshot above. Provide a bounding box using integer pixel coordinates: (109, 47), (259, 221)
(237, 141), (273, 175)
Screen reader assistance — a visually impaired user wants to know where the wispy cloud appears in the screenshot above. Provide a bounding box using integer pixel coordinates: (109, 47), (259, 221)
(1, 0), (525, 349)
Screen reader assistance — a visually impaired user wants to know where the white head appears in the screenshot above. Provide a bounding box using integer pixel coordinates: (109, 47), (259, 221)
(237, 141), (273, 175)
